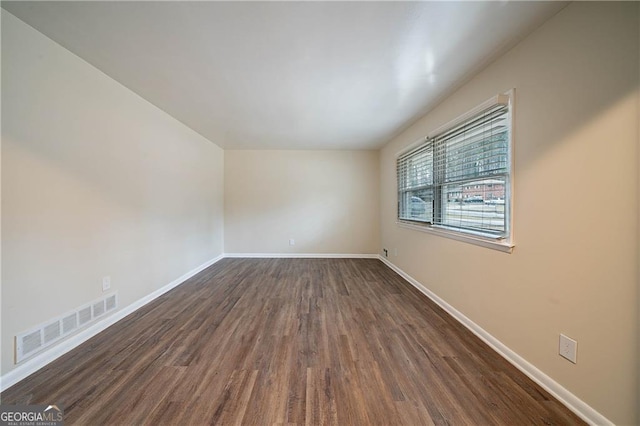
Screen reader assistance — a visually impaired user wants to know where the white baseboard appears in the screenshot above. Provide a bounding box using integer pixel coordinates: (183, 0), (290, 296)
(224, 253), (379, 259)
(377, 255), (612, 426)
(0, 254), (224, 392)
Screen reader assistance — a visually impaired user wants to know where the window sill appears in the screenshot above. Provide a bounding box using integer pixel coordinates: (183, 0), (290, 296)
(396, 221), (514, 253)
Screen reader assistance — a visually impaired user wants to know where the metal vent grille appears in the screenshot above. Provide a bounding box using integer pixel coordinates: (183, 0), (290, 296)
(93, 301), (105, 318)
(21, 330), (42, 355)
(105, 295), (117, 311)
(15, 292), (118, 363)
(43, 322), (61, 344)
(78, 307), (92, 326)
(62, 314), (78, 334)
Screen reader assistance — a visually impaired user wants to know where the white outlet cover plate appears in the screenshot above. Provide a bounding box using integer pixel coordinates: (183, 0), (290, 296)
(102, 276), (111, 292)
(559, 333), (577, 363)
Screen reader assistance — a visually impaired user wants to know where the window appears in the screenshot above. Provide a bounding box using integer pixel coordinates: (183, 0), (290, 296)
(397, 92), (513, 246)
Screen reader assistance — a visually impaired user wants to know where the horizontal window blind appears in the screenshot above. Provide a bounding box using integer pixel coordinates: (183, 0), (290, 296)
(433, 103), (509, 236)
(397, 143), (433, 223)
(397, 93), (511, 240)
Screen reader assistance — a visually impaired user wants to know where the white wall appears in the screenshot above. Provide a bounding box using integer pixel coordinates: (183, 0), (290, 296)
(1, 11), (224, 375)
(380, 2), (639, 424)
(225, 150), (379, 255)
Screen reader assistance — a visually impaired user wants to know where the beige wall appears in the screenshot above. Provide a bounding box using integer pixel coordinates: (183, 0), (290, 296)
(1, 12), (224, 375)
(381, 2), (639, 424)
(225, 150), (379, 254)
(2, 2), (639, 422)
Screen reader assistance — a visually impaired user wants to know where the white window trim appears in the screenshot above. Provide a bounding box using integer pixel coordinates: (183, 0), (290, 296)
(396, 220), (514, 253)
(395, 90), (515, 253)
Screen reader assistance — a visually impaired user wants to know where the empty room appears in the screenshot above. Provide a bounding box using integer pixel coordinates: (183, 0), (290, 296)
(1, 1), (638, 425)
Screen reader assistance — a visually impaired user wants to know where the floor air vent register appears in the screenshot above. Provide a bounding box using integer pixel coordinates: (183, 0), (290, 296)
(15, 292), (118, 363)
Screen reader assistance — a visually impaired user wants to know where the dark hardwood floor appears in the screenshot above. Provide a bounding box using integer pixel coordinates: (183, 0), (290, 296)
(1, 258), (584, 425)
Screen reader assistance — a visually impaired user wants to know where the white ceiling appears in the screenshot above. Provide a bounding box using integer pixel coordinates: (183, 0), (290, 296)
(2, 1), (566, 150)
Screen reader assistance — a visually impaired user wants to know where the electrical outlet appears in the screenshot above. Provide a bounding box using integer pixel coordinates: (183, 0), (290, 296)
(102, 276), (111, 292)
(559, 334), (577, 363)
(393, 248), (398, 257)
(289, 238), (295, 246)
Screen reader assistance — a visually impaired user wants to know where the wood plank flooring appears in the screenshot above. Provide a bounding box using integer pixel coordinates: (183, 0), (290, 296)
(1, 258), (585, 425)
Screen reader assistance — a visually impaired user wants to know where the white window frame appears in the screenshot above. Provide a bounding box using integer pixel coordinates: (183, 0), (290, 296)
(396, 90), (515, 253)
